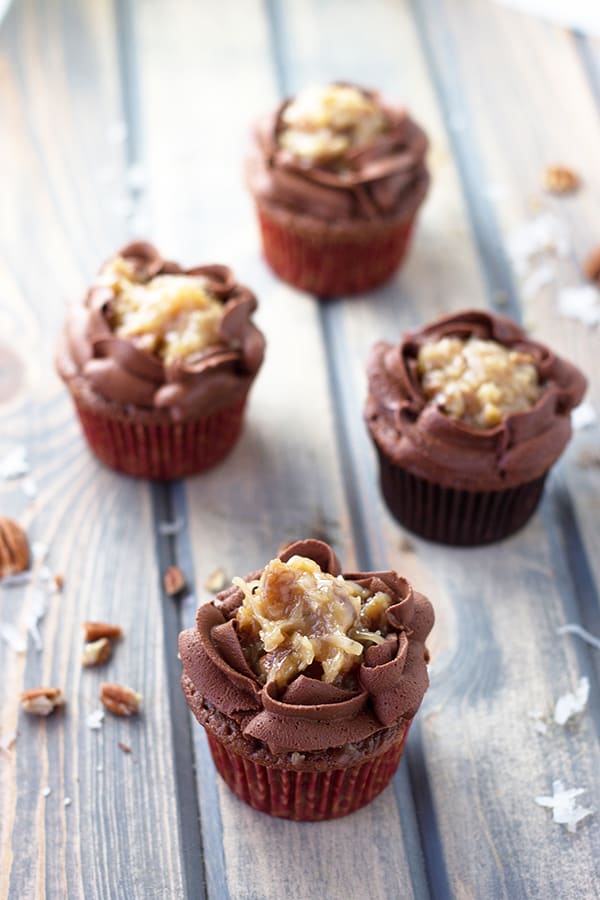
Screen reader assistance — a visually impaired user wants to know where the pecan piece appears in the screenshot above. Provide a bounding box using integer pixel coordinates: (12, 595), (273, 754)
(83, 621), (123, 642)
(204, 567), (228, 593)
(100, 683), (142, 717)
(583, 245), (600, 284)
(82, 637), (112, 667)
(163, 565), (186, 596)
(20, 687), (64, 716)
(543, 165), (579, 194)
(0, 517), (29, 578)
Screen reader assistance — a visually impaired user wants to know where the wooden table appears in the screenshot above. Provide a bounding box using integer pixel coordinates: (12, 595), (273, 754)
(1, 1), (599, 897)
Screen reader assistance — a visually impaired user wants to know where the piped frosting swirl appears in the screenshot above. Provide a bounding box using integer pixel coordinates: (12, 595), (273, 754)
(179, 539), (434, 754)
(246, 82), (430, 224)
(366, 310), (587, 491)
(56, 242), (265, 421)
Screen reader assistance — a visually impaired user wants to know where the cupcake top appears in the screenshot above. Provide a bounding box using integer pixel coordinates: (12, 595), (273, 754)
(56, 242), (265, 420)
(246, 82), (429, 224)
(366, 310), (587, 490)
(179, 539), (434, 755)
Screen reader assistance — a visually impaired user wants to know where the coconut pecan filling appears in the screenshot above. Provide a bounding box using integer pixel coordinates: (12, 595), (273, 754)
(278, 83), (387, 163)
(234, 555), (392, 689)
(417, 336), (543, 428)
(96, 256), (223, 365)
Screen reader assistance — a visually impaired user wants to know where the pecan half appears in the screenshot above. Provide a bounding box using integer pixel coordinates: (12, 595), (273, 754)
(20, 687), (64, 716)
(82, 637), (112, 667)
(163, 565), (186, 596)
(543, 165), (579, 194)
(0, 517), (29, 578)
(583, 245), (600, 284)
(100, 683), (142, 716)
(83, 621), (123, 642)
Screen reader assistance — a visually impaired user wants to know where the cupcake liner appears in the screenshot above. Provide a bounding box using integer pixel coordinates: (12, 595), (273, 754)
(256, 204), (415, 298)
(206, 720), (411, 821)
(70, 388), (247, 479)
(376, 448), (547, 545)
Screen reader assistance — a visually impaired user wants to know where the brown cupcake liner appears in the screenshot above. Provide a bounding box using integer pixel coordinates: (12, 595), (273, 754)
(375, 447), (547, 545)
(256, 203), (415, 298)
(70, 387), (246, 479)
(206, 720), (411, 821)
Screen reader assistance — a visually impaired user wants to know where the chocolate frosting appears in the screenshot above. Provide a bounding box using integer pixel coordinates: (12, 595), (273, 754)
(56, 242), (266, 421)
(366, 310), (587, 491)
(179, 540), (434, 754)
(246, 86), (430, 224)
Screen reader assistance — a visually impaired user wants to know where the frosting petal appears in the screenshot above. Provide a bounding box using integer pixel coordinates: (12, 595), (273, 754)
(180, 539), (434, 754)
(56, 242), (265, 420)
(366, 310), (587, 490)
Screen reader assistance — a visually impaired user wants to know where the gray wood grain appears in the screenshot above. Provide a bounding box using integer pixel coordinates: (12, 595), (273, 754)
(275, 0), (600, 897)
(0, 1), (187, 897)
(2, 0), (599, 897)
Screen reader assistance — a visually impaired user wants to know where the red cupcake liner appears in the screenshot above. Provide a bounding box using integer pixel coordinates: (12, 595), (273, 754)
(206, 721), (411, 821)
(256, 206), (415, 298)
(376, 447), (547, 545)
(72, 396), (247, 480)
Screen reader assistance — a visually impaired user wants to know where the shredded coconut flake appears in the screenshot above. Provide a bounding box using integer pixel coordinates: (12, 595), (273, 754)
(554, 676), (590, 726)
(508, 213), (570, 278)
(158, 518), (183, 536)
(31, 542), (49, 564)
(63, 797), (72, 808)
(86, 710), (105, 731)
(21, 478), (37, 499)
(572, 402), (597, 430)
(535, 780), (594, 833)
(0, 445), (28, 480)
(521, 261), (557, 300)
(527, 710), (548, 735)
(26, 590), (47, 652)
(558, 285), (600, 327)
(557, 624), (600, 650)
(42, 786), (51, 798)
(0, 623), (26, 653)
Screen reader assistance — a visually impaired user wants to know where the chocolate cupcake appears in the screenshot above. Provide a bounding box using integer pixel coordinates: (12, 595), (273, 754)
(56, 242), (265, 479)
(366, 310), (587, 545)
(179, 539), (434, 821)
(246, 82), (429, 297)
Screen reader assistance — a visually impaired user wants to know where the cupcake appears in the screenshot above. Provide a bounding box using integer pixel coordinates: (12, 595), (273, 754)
(366, 310), (587, 545)
(179, 539), (434, 821)
(246, 82), (429, 297)
(56, 242), (265, 479)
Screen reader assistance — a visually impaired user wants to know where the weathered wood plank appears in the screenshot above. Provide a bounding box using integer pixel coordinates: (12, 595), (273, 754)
(0, 1), (188, 897)
(135, 1), (426, 897)
(275, 0), (600, 897)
